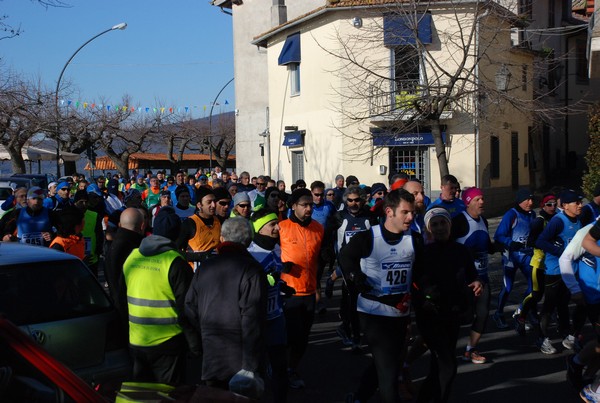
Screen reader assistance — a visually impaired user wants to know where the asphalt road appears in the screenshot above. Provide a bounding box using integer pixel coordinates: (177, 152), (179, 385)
(274, 216), (585, 403)
(100, 215), (585, 402)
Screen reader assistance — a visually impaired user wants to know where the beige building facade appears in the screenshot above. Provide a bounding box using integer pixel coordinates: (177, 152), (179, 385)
(252, 2), (534, 210)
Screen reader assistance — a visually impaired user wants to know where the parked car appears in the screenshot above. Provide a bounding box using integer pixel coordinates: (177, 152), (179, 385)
(0, 243), (131, 388)
(0, 314), (105, 402)
(0, 314), (252, 402)
(10, 173), (55, 190)
(0, 176), (35, 190)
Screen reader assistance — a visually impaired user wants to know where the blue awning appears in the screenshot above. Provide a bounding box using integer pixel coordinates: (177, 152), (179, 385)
(278, 32), (301, 66)
(383, 13), (432, 47)
(282, 130), (304, 147)
(371, 128), (445, 147)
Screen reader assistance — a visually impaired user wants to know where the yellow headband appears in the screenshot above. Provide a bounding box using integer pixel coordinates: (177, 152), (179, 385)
(252, 213), (279, 233)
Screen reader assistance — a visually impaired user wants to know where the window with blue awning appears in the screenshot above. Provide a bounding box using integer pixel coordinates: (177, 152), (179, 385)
(278, 32), (301, 65)
(384, 13), (432, 47)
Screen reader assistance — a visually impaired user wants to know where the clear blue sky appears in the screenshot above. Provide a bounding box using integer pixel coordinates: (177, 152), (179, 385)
(1, 0), (234, 118)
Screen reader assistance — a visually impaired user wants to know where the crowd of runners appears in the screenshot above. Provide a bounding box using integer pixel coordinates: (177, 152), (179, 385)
(2, 167), (600, 402)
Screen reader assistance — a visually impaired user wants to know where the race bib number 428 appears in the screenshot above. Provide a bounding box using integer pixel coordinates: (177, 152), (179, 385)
(381, 262), (411, 294)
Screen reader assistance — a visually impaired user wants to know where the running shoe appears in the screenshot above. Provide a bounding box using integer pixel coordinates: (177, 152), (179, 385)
(512, 307), (521, 319)
(463, 349), (486, 364)
(580, 384), (600, 403)
(492, 312), (509, 329)
(336, 325), (353, 346)
(469, 350), (487, 364)
(563, 334), (576, 350)
(566, 354), (585, 389)
(514, 317), (526, 336)
(536, 337), (557, 355)
(288, 371), (305, 389)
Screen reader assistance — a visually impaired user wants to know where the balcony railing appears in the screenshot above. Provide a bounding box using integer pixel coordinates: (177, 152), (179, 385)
(368, 81), (476, 122)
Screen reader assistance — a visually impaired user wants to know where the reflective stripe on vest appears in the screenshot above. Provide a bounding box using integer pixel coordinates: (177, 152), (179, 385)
(123, 248), (183, 347)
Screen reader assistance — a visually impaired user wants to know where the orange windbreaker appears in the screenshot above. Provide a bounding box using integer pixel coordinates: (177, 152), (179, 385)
(279, 218), (324, 296)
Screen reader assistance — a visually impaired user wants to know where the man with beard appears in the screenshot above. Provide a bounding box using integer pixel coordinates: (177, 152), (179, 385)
(279, 188), (324, 388)
(1, 187), (54, 245)
(340, 189), (423, 403)
(213, 187), (232, 224)
(403, 180), (427, 234)
(331, 186), (377, 350)
(177, 187), (221, 269)
(46, 181), (74, 212)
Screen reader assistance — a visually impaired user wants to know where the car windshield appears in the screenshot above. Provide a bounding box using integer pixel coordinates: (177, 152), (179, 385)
(0, 260), (112, 325)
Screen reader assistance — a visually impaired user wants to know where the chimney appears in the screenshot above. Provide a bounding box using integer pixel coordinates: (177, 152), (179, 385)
(272, 0), (287, 26)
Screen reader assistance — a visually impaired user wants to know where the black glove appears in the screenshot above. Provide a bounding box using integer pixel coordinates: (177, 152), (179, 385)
(349, 271), (372, 294)
(279, 280), (296, 297)
(509, 242), (524, 252)
(282, 262), (294, 274)
(421, 298), (439, 315)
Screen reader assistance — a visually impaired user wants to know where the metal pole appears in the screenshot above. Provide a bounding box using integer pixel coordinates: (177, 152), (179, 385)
(55, 23), (127, 178)
(208, 77), (234, 172)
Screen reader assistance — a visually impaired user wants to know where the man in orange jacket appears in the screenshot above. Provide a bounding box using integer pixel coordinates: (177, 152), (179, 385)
(279, 188), (324, 389)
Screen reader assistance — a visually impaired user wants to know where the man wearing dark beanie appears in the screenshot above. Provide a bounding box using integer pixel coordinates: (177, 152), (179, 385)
(213, 187), (232, 224)
(176, 186), (221, 269)
(123, 207), (200, 384)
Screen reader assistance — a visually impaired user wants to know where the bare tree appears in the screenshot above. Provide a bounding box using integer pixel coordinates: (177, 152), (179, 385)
(209, 112), (236, 170)
(0, 75), (50, 173)
(315, 0), (582, 184)
(160, 111), (236, 171)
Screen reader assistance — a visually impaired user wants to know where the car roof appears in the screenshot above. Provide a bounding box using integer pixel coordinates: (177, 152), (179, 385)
(0, 243), (79, 266)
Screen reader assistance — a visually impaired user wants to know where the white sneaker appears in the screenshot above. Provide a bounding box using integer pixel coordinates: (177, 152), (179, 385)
(537, 337), (557, 355)
(580, 384), (600, 403)
(563, 334), (576, 350)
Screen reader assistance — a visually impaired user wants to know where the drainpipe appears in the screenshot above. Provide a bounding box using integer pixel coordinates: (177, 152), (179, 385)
(474, 8), (489, 188)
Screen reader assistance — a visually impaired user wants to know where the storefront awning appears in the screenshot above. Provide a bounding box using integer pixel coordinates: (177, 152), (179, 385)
(278, 32), (301, 65)
(384, 13), (432, 47)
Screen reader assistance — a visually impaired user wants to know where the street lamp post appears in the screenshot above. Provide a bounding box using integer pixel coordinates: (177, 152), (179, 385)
(55, 22), (127, 177)
(208, 77), (234, 173)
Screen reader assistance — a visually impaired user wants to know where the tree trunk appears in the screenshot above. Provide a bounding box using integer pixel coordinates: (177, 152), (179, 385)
(7, 145), (26, 174)
(105, 151), (130, 179)
(63, 160), (77, 176)
(529, 123), (546, 190)
(431, 120), (449, 178)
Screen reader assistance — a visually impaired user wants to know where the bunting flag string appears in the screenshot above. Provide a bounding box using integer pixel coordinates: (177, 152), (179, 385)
(56, 98), (232, 115)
